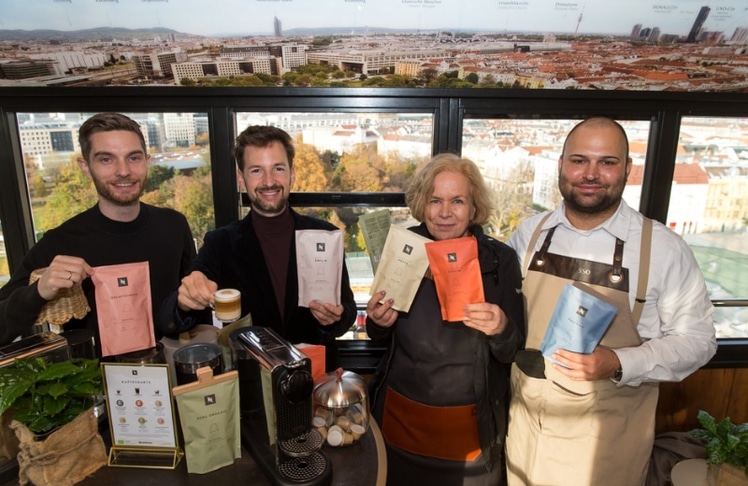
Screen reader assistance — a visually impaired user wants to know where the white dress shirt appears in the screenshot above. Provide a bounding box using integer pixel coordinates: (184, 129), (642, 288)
(508, 200), (717, 386)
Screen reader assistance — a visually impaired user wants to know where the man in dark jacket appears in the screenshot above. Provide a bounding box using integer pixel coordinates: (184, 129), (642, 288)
(164, 125), (356, 370)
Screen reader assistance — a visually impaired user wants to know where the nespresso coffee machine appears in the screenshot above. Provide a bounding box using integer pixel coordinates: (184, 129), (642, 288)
(231, 327), (331, 486)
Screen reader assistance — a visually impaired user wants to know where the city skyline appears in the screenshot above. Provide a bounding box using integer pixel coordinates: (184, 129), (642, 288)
(2, 0), (747, 38)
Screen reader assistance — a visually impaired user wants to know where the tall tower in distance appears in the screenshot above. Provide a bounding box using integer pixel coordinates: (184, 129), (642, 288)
(274, 16), (282, 37)
(686, 6), (710, 43)
(574, 10), (583, 37)
(631, 24), (642, 39)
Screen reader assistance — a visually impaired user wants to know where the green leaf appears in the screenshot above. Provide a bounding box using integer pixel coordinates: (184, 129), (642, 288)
(37, 360), (79, 381)
(70, 382), (100, 395)
(0, 376), (34, 416)
(46, 382), (69, 399)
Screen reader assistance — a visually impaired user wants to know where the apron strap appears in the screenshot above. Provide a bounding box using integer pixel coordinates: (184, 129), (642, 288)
(612, 238), (624, 282)
(523, 212), (554, 279)
(632, 217), (653, 324)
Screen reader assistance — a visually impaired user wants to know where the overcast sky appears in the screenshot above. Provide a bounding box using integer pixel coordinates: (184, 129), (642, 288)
(2, 0), (747, 38)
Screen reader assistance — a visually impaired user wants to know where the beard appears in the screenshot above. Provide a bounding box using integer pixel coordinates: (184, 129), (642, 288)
(559, 176), (625, 215)
(91, 176), (145, 207)
(248, 184), (289, 215)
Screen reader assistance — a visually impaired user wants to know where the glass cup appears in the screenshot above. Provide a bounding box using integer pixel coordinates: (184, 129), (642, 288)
(214, 288), (241, 322)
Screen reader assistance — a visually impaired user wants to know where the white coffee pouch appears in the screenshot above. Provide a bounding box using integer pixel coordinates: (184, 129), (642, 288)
(296, 229), (344, 307)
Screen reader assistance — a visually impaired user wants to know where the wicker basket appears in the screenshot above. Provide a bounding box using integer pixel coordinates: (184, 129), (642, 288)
(29, 268), (91, 326)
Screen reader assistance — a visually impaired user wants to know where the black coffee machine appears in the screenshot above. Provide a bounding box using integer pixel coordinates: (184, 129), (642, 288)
(231, 327), (332, 486)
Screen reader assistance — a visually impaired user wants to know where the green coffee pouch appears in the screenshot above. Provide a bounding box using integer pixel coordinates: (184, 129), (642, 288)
(173, 368), (241, 474)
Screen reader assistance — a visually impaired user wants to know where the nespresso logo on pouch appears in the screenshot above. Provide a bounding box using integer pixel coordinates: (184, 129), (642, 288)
(204, 394), (217, 406)
(316, 242), (326, 252)
(402, 244), (413, 255)
(117, 277), (129, 287)
(576, 305), (589, 317)
(448, 253), (457, 263)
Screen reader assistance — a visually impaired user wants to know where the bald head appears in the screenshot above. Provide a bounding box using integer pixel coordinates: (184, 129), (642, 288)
(563, 116), (630, 161)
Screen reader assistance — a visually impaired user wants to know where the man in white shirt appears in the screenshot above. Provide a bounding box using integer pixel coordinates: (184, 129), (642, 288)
(505, 116), (717, 486)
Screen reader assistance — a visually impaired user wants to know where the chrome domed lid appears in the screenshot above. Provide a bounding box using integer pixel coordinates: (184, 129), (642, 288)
(313, 368), (367, 408)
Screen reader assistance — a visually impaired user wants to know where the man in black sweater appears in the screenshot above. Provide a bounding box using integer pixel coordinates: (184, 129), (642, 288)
(164, 125), (356, 370)
(0, 112), (195, 356)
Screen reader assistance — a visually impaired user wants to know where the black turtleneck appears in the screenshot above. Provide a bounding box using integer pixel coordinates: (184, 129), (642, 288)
(252, 208), (294, 318)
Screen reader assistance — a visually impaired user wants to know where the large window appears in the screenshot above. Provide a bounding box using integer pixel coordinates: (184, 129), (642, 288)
(676, 117), (748, 339)
(460, 118), (652, 241)
(17, 112), (214, 248)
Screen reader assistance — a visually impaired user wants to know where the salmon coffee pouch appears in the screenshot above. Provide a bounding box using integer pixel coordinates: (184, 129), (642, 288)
(91, 261), (156, 357)
(425, 236), (484, 322)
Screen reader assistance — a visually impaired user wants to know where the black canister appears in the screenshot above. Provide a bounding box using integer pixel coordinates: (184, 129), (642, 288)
(173, 342), (223, 385)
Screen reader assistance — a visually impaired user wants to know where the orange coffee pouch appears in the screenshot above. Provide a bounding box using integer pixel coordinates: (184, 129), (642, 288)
(425, 236), (484, 322)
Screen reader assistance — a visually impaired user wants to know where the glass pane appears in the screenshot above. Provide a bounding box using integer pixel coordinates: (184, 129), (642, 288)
(18, 112), (214, 247)
(235, 112), (434, 193)
(676, 117), (748, 339)
(461, 118), (651, 242)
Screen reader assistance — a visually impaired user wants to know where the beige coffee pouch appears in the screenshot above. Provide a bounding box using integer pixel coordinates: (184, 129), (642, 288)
(370, 226), (431, 313)
(296, 229), (344, 307)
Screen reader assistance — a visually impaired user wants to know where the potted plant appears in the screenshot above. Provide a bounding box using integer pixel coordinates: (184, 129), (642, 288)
(0, 356), (107, 486)
(691, 410), (748, 486)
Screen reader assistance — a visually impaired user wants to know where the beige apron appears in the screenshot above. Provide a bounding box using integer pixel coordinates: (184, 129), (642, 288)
(506, 217), (658, 486)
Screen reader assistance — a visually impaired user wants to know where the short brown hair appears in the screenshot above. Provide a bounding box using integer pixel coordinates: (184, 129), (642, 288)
(78, 112), (146, 162)
(233, 125), (295, 171)
(405, 153), (494, 226)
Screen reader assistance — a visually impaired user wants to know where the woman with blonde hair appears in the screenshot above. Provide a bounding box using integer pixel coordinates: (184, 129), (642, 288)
(366, 153), (524, 486)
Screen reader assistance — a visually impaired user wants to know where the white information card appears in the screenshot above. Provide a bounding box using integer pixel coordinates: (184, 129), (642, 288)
(102, 363), (178, 449)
